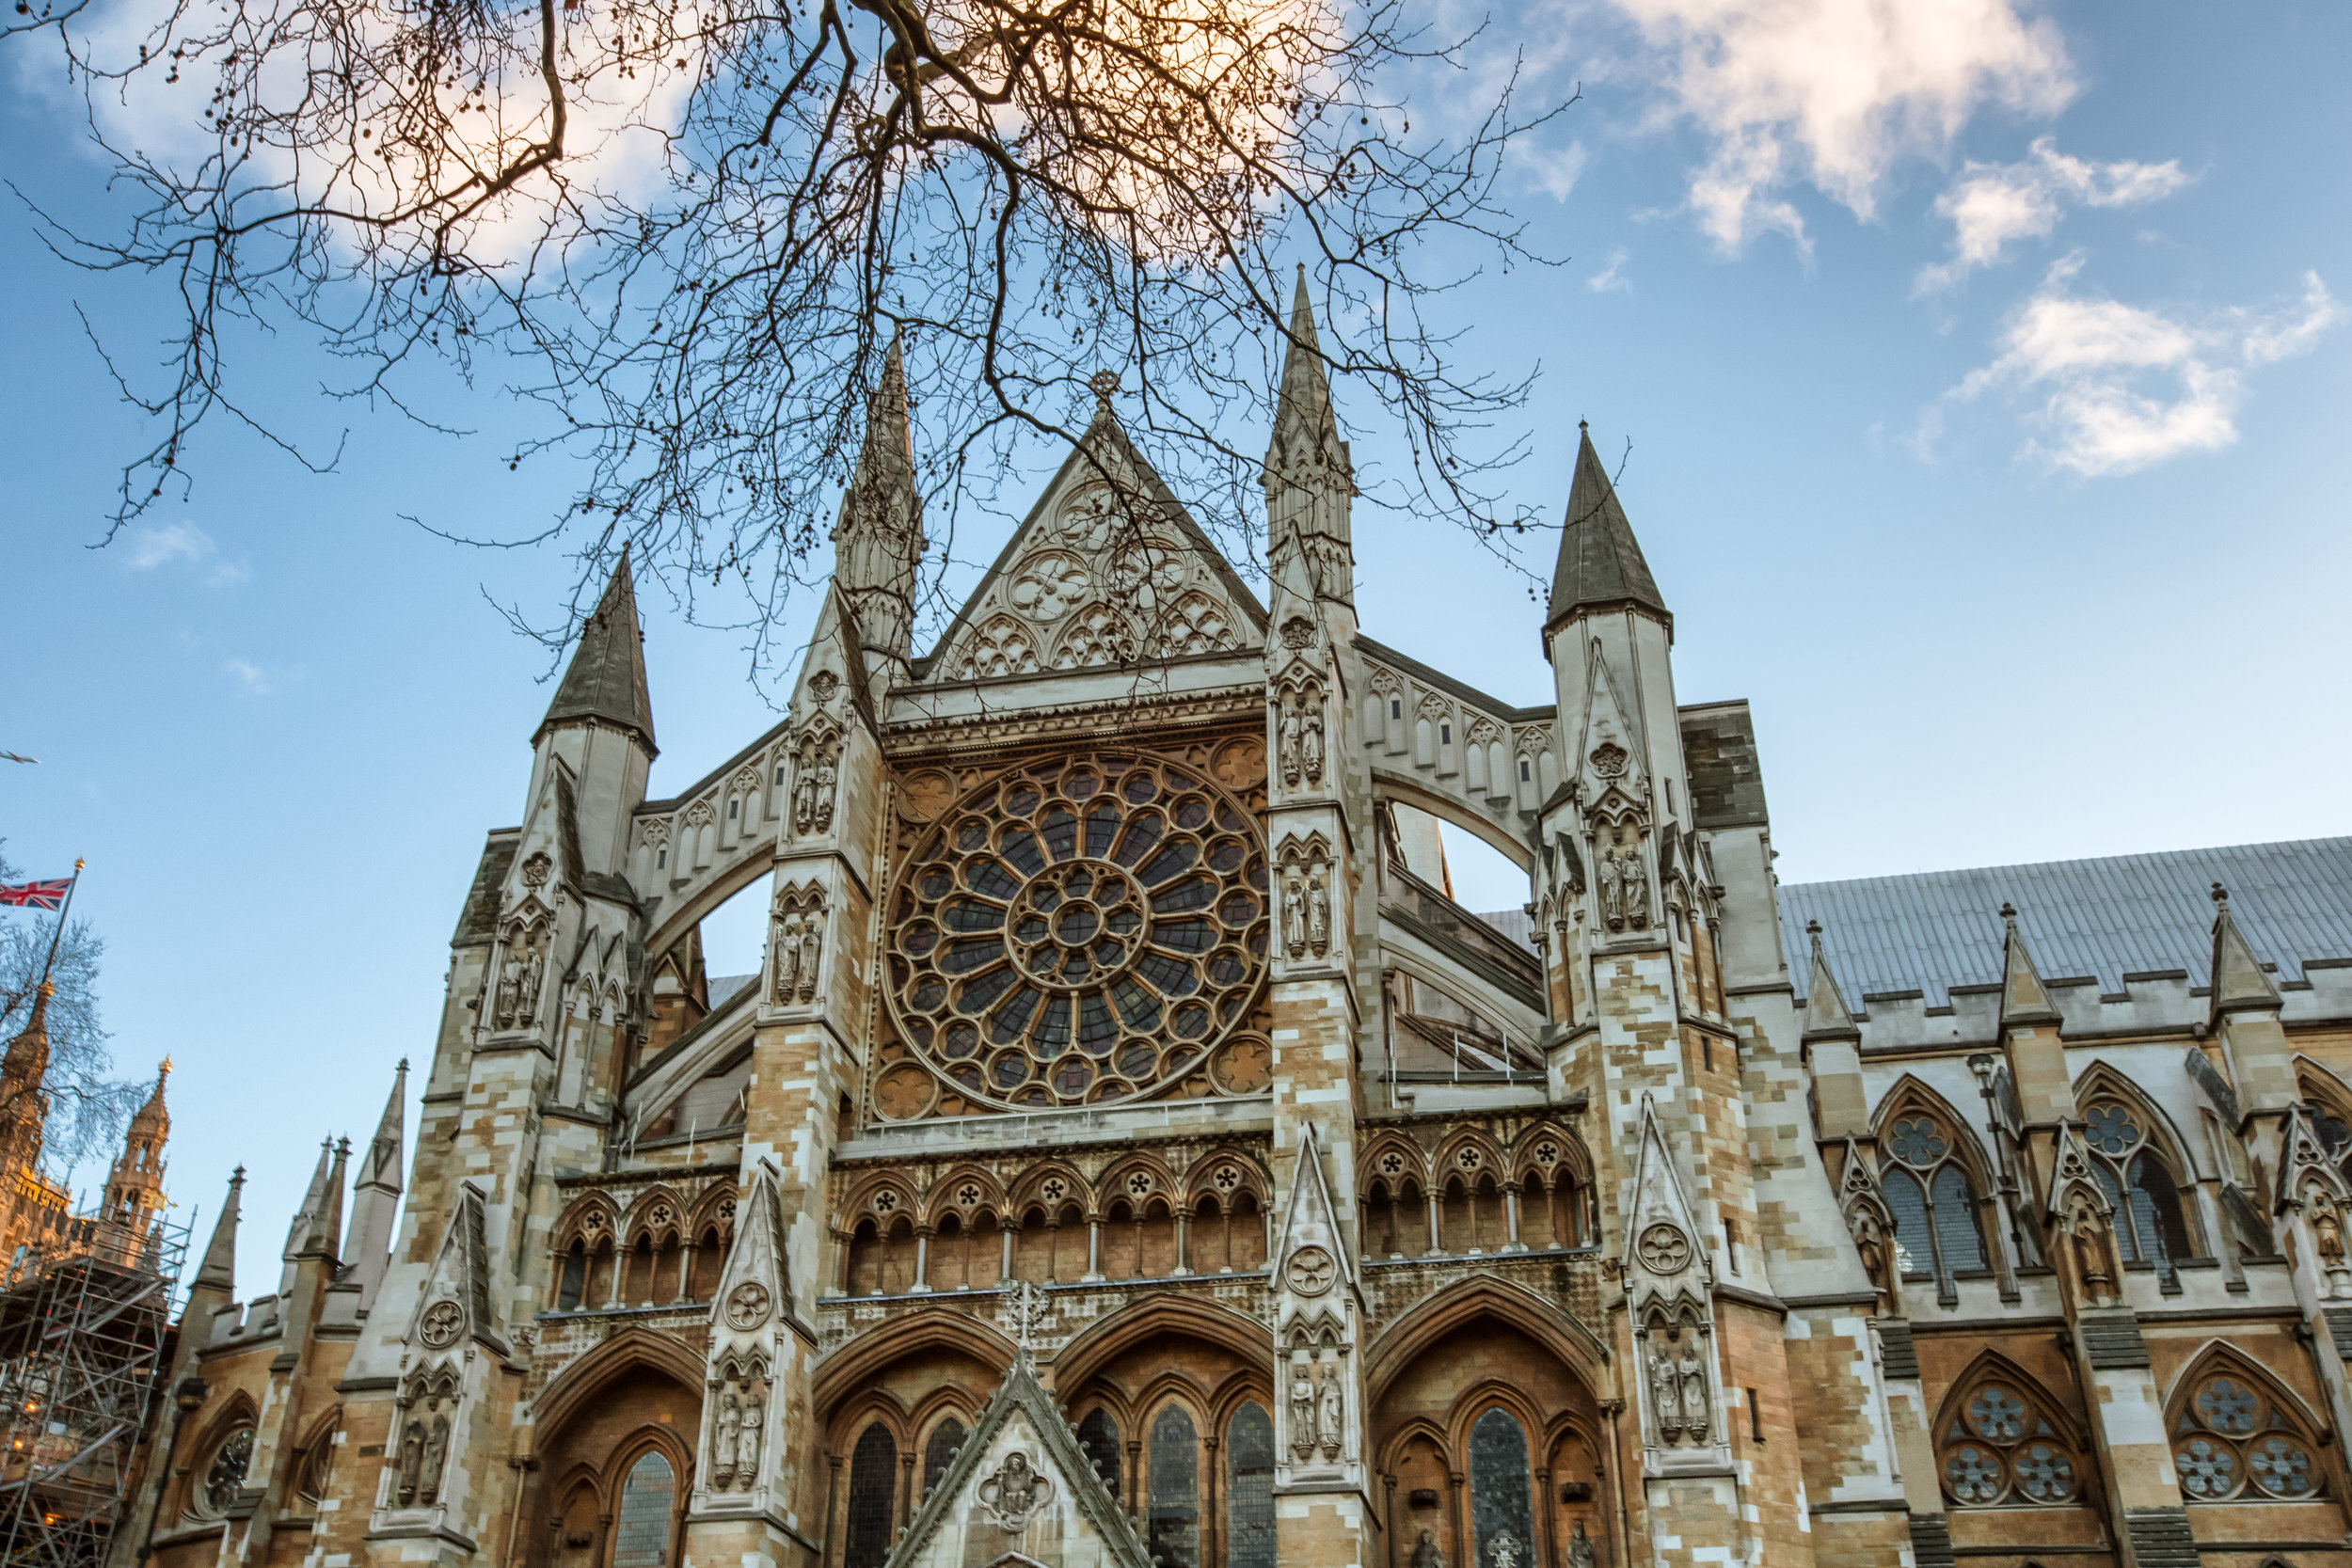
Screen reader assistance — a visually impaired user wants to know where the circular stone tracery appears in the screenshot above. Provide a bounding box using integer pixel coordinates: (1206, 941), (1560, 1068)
(887, 752), (1270, 1109)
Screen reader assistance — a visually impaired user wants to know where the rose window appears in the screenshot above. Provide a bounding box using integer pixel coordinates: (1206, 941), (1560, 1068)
(1936, 1381), (2079, 1509)
(887, 752), (1269, 1109)
(2172, 1372), (2323, 1500)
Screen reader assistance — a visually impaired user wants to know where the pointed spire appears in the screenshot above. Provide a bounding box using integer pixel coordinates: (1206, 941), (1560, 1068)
(298, 1138), (349, 1261)
(537, 548), (657, 754)
(3, 981), (53, 1086)
(833, 334), (926, 665)
(279, 1136), (335, 1292)
(1801, 922), (1860, 1041)
(1272, 265), (1338, 448)
(195, 1166), (244, 1296)
(344, 1061), (408, 1311)
(352, 1059), (407, 1195)
(2209, 882), (2282, 1022)
(126, 1060), (169, 1142)
(1264, 267), (1355, 610)
(1547, 424), (1668, 630)
(1997, 902), (2061, 1028)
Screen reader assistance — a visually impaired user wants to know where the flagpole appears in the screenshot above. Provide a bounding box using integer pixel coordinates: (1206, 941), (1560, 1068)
(37, 860), (85, 990)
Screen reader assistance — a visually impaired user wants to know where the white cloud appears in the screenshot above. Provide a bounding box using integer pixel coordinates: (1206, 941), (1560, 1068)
(1936, 259), (2344, 476)
(1606, 0), (2076, 254)
(1520, 139), (1592, 202)
(1587, 248), (1633, 293)
(122, 519), (249, 584)
(1915, 136), (2192, 293)
(223, 657), (275, 695)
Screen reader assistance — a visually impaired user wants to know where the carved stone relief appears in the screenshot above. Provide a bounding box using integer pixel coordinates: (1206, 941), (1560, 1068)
(1277, 682), (1327, 790)
(977, 1451), (1052, 1530)
(1279, 837), (1334, 960)
(392, 1366), (460, 1509)
(771, 882), (826, 1006)
(791, 723), (840, 836)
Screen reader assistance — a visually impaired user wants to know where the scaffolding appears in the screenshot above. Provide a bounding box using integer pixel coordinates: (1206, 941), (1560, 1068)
(0, 1211), (190, 1568)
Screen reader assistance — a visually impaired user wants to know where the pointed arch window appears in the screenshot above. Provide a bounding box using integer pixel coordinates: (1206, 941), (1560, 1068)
(612, 1451), (677, 1568)
(1936, 1377), (2082, 1509)
(1147, 1405), (1201, 1568)
(1467, 1408), (1534, 1568)
(844, 1423), (898, 1568)
(2081, 1099), (2197, 1283)
(923, 1418), (967, 1497)
(1226, 1402), (1275, 1568)
(2173, 1370), (2328, 1503)
(1077, 1408), (1122, 1501)
(1879, 1106), (1992, 1300)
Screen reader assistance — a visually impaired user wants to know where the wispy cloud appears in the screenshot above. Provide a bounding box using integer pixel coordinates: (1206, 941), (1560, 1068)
(1520, 139), (1591, 202)
(223, 658), (276, 695)
(1931, 259), (2344, 476)
(1587, 248), (1632, 293)
(1605, 0), (2075, 255)
(1915, 137), (2192, 293)
(123, 520), (250, 586)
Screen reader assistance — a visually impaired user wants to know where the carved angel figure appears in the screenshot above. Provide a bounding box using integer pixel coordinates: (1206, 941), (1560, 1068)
(396, 1418), (424, 1505)
(977, 1450), (1050, 1529)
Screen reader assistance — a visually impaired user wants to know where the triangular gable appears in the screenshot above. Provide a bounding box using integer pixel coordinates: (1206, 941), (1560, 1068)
(1275, 1122), (1357, 1301)
(1571, 640), (1645, 812)
(921, 413), (1267, 683)
(1622, 1094), (1712, 1311)
(405, 1182), (503, 1354)
(883, 1352), (1152, 1568)
(709, 1163), (791, 1351)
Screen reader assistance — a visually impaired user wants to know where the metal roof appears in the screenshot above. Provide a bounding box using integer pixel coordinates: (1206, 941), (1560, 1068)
(1778, 837), (2352, 1006)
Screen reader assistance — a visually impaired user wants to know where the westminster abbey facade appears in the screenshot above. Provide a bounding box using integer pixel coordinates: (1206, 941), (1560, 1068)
(115, 284), (2352, 1568)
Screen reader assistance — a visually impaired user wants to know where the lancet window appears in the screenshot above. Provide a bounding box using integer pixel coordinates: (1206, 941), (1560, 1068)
(1467, 1407), (1534, 1568)
(1077, 1408), (1122, 1500)
(883, 753), (1269, 1113)
(611, 1450), (678, 1568)
(2078, 1093), (2197, 1283)
(1876, 1096), (1994, 1299)
(844, 1423), (898, 1568)
(922, 1418), (966, 1497)
(2171, 1364), (2328, 1504)
(1148, 1404), (1202, 1568)
(1935, 1373), (2083, 1509)
(1226, 1403), (1276, 1568)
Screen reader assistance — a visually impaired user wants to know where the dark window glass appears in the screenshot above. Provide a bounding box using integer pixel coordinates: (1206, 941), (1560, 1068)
(845, 1423), (898, 1568)
(1077, 1408), (1122, 1500)
(2092, 1164), (2137, 1261)
(2130, 1152), (2193, 1267)
(612, 1451), (675, 1568)
(557, 1243), (585, 1310)
(923, 1418), (966, 1497)
(1881, 1166), (1933, 1276)
(1148, 1405), (1200, 1568)
(1226, 1402), (1275, 1568)
(1467, 1407), (1534, 1568)
(1931, 1165), (1986, 1272)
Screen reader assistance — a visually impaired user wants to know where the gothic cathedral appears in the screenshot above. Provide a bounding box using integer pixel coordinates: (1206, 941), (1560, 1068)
(117, 283), (2352, 1568)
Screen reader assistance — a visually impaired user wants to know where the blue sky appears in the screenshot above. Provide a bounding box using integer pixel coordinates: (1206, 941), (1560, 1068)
(3, 1), (2346, 1289)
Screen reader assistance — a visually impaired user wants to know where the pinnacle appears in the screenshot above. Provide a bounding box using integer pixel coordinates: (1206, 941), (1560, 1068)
(536, 547), (657, 754)
(1548, 424), (1668, 627)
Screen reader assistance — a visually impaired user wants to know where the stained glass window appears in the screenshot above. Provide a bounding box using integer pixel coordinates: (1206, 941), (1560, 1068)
(1148, 1405), (1200, 1568)
(2078, 1096), (2200, 1275)
(1467, 1408), (1534, 1568)
(1078, 1408), (1122, 1500)
(1225, 1403), (1275, 1568)
(557, 1243), (586, 1310)
(2173, 1372), (2324, 1502)
(844, 1423), (898, 1568)
(923, 1418), (966, 1498)
(1931, 1165), (1986, 1273)
(1877, 1105), (1996, 1295)
(1882, 1168), (1932, 1278)
(611, 1451), (676, 1568)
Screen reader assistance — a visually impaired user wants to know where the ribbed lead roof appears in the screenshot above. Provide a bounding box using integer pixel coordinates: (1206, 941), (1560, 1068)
(1779, 837), (2352, 1006)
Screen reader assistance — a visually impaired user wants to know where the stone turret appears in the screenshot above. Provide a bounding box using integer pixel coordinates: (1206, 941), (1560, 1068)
(102, 1059), (170, 1236)
(1265, 267), (1356, 612)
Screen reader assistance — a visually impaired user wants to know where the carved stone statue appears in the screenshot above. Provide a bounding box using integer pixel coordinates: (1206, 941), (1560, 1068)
(492, 934), (523, 1029)
(1283, 867), (1309, 958)
(420, 1412), (450, 1506)
(977, 1450), (1051, 1530)
(1316, 1363), (1344, 1458)
(1279, 700), (1302, 785)
(2315, 1197), (2345, 1267)
(797, 915), (822, 1002)
(811, 755), (837, 832)
(1410, 1530), (1445, 1568)
(1677, 1345), (1709, 1442)
(1647, 1346), (1680, 1439)
(1301, 698), (1325, 784)
(773, 913), (803, 1003)
(1565, 1519), (1597, 1568)
(396, 1418), (424, 1505)
(1306, 867), (1331, 957)
(1851, 1211), (1891, 1297)
(712, 1393), (739, 1483)
(1487, 1530), (1522, 1568)
(737, 1394), (763, 1482)
(1290, 1367), (1317, 1458)
(1597, 850), (1625, 931)
(792, 736), (840, 836)
(1624, 847), (1653, 930)
(2069, 1204), (2115, 1303)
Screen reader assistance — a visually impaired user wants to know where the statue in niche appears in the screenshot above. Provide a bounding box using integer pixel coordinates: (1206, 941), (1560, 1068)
(1623, 845), (1653, 930)
(1316, 1363), (1344, 1459)
(1597, 849), (1625, 931)
(1301, 694), (1325, 784)
(796, 914), (822, 1002)
(1283, 866), (1309, 958)
(2313, 1194), (2346, 1268)
(2068, 1201), (2116, 1304)
(1410, 1531), (1444, 1568)
(1279, 697), (1303, 786)
(1646, 1344), (1680, 1440)
(712, 1393), (740, 1484)
(1565, 1519), (1597, 1568)
(792, 734), (839, 836)
(1306, 864), (1331, 957)
(492, 935), (522, 1029)
(772, 912), (803, 1003)
(1677, 1343), (1709, 1442)
(737, 1394), (763, 1484)
(419, 1411), (450, 1505)
(395, 1417), (424, 1505)
(1290, 1366), (1318, 1458)
(1851, 1210), (1892, 1298)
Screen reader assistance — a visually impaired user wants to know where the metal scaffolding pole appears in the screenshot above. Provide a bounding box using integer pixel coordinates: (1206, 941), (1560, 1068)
(0, 1212), (189, 1568)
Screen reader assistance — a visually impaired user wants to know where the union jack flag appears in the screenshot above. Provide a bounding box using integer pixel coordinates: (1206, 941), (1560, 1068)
(0, 880), (72, 911)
